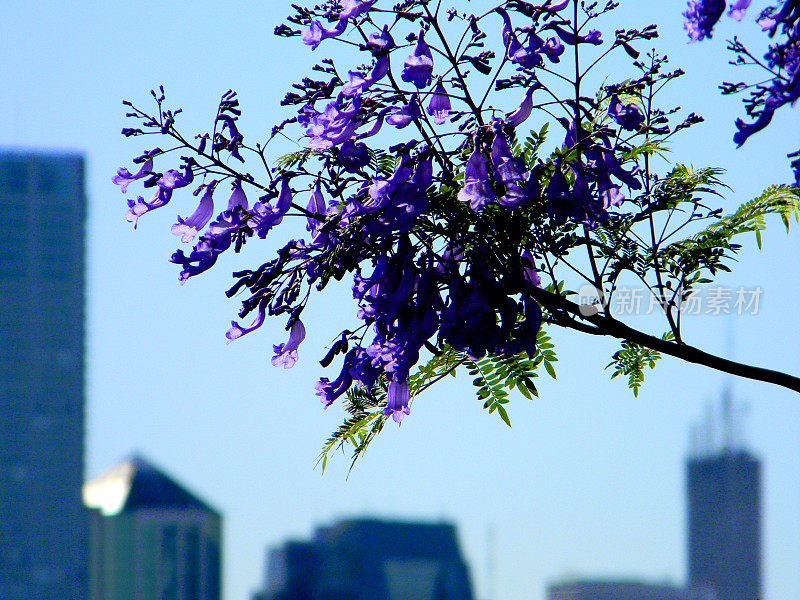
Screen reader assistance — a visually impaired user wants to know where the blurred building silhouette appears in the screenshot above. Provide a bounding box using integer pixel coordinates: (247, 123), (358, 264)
(547, 579), (714, 600)
(686, 394), (761, 600)
(83, 454), (222, 600)
(252, 518), (474, 600)
(0, 150), (87, 599)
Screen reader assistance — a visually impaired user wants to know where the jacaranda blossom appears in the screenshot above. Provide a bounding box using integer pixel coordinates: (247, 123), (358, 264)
(171, 184), (216, 243)
(426, 80), (451, 125)
(272, 319), (306, 368)
(683, 0), (726, 41)
(458, 143), (496, 210)
(401, 30), (434, 89)
(608, 95), (644, 130)
(302, 19), (347, 50)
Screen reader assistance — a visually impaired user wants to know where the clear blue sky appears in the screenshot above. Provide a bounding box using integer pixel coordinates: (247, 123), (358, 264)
(1, 2), (798, 600)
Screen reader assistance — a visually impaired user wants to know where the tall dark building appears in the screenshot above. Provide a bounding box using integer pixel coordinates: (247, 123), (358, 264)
(0, 150), (87, 599)
(686, 399), (761, 600)
(252, 518), (474, 600)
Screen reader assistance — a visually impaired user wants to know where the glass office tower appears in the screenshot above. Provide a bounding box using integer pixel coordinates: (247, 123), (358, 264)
(0, 150), (87, 599)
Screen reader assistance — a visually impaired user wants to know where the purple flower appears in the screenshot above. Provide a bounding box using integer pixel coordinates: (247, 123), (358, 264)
(426, 80), (451, 125)
(491, 130), (525, 186)
(457, 143), (496, 211)
(251, 175), (293, 238)
(217, 114), (245, 162)
(608, 95), (644, 130)
(542, 24), (603, 46)
(401, 30), (434, 89)
(272, 319), (306, 368)
(366, 25), (395, 53)
(226, 303), (267, 343)
(339, 0), (376, 20)
(506, 85), (538, 127)
(683, 0), (726, 41)
(384, 379), (411, 422)
(728, 0), (751, 20)
(306, 94), (361, 149)
(158, 163), (195, 191)
(521, 251), (542, 288)
(302, 19), (348, 50)
(112, 157), (153, 193)
(357, 115), (385, 139)
(341, 55), (390, 97)
(171, 184), (216, 243)
(338, 139), (371, 172)
(306, 179), (327, 234)
(225, 179), (249, 212)
(387, 95), (422, 128)
(170, 232), (233, 283)
(315, 350), (355, 407)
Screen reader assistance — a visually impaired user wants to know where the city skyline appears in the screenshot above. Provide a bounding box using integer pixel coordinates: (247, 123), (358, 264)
(1, 2), (799, 600)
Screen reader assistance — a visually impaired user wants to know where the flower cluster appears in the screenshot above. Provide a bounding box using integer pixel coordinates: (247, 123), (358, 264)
(115, 0), (676, 422)
(686, 0), (800, 182)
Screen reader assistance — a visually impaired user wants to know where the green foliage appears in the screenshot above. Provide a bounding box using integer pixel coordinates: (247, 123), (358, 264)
(607, 332), (674, 396)
(275, 148), (324, 169)
(465, 330), (558, 426)
(316, 376), (389, 473)
(658, 181), (800, 291)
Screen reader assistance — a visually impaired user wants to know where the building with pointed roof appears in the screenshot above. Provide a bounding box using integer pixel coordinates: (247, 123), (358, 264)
(83, 454), (222, 600)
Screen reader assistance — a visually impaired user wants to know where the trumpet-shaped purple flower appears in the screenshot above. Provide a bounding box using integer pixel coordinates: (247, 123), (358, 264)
(251, 176), (293, 238)
(608, 95), (644, 130)
(402, 30), (434, 89)
(728, 0), (751, 20)
(315, 349), (355, 407)
(387, 95), (422, 128)
(384, 379), (411, 422)
(366, 25), (395, 53)
(302, 18), (348, 50)
(112, 157), (153, 193)
(159, 163), (195, 191)
(126, 188), (171, 228)
(306, 179), (327, 234)
(125, 161), (195, 226)
(272, 319), (306, 368)
(426, 80), (451, 125)
(226, 303), (267, 343)
(339, 0), (376, 20)
(683, 0), (726, 41)
(542, 23), (602, 46)
(171, 184), (216, 243)
(170, 231), (233, 283)
(225, 179), (248, 212)
(521, 251), (542, 288)
(306, 94), (361, 149)
(338, 139), (371, 172)
(342, 55), (390, 97)
(491, 129), (525, 186)
(506, 85), (538, 127)
(458, 143), (496, 210)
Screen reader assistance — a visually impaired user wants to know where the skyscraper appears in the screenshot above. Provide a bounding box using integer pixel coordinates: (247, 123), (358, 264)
(686, 398), (761, 600)
(83, 454), (222, 600)
(0, 150), (87, 600)
(252, 518), (474, 600)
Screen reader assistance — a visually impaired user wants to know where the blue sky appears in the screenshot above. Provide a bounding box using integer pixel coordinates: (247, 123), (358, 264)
(1, 2), (799, 600)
